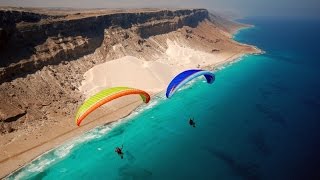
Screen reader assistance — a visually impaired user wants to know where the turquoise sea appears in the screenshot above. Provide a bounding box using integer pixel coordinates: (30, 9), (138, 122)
(8, 17), (320, 179)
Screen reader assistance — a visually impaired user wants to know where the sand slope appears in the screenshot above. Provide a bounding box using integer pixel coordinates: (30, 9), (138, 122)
(80, 39), (241, 97)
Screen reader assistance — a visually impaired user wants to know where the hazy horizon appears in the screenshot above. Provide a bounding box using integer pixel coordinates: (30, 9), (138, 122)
(0, 0), (319, 18)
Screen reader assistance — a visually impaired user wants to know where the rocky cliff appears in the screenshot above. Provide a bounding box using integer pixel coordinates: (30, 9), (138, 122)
(0, 9), (208, 81)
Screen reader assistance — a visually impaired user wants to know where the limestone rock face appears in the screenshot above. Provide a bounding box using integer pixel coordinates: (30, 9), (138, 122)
(0, 9), (208, 79)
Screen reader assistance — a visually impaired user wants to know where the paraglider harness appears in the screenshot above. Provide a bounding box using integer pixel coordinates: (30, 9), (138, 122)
(115, 145), (124, 159)
(189, 118), (196, 127)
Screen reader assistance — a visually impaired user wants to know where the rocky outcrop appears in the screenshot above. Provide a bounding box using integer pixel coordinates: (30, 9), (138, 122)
(0, 10), (54, 27)
(133, 9), (208, 38)
(0, 10), (62, 52)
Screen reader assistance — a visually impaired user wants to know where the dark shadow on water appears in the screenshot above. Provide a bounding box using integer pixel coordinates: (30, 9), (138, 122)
(206, 104), (217, 111)
(290, 141), (320, 179)
(105, 126), (125, 140)
(255, 103), (287, 127)
(70, 154), (76, 159)
(125, 151), (136, 163)
(258, 88), (273, 99)
(203, 147), (261, 180)
(248, 129), (271, 156)
(267, 82), (288, 94)
(117, 164), (152, 180)
(31, 170), (48, 179)
(301, 97), (320, 120)
(264, 53), (301, 66)
(301, 97), (320, 110)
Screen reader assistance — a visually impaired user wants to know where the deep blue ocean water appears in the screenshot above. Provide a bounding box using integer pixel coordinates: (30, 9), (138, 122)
(8, 17), (320, 180)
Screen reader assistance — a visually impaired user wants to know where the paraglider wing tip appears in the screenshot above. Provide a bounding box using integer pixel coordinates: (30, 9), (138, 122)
(165, 91), (172, 98)
(204, 72), (215, 84)
(144, 94), (151, 103)
(76, 118), (82, 126)
(147, 96), (151, 103)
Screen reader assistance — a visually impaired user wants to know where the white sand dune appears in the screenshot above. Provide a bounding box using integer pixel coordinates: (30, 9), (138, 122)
(80, 39), (235, 97)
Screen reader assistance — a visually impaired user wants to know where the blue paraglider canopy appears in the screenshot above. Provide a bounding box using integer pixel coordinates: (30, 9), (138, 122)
(166, 69), (215, 98)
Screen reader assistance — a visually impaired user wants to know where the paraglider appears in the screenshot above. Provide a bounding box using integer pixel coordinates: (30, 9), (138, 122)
(166, 69), (215, 98)
(189, 118), (196, 127)
(115, 145), (124, 159)
(165, 69), (214, 129)
(75, 87), (150, 126)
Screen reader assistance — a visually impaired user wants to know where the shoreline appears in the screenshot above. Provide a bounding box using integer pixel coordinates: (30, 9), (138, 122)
(1, 25), (261, 179)
(1, 98), (145, 178)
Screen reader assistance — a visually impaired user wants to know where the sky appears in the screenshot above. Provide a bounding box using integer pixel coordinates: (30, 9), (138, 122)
(0, 0), (319, 18)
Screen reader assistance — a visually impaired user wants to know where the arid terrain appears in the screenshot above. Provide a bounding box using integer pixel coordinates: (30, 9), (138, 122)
(0, 7), (260, 177)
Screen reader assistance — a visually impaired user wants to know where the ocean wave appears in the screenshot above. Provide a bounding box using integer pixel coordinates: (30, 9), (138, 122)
(7, 124), (115, 179)
(213, 54), (250, 72)
(129, 94), (165, 115)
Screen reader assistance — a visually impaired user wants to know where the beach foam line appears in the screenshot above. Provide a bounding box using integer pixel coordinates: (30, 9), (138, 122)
(119, 92), (166, 120)
(7, 125), (115, 179)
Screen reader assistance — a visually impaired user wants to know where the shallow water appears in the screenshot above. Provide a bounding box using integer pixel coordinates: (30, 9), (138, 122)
(8, 17), (320, 180)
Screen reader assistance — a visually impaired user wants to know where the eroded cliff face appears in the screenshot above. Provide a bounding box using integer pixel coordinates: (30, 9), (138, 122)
(0, 9), (208, 81)
(0, 8), (256, 134)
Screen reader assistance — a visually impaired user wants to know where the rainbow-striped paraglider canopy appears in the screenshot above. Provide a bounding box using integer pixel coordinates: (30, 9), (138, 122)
(75, 87), (150, 126)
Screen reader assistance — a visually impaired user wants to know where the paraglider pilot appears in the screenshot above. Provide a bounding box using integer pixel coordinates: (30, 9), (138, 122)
(115, 145), (124, 159)
(189, 118), (196, 128)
